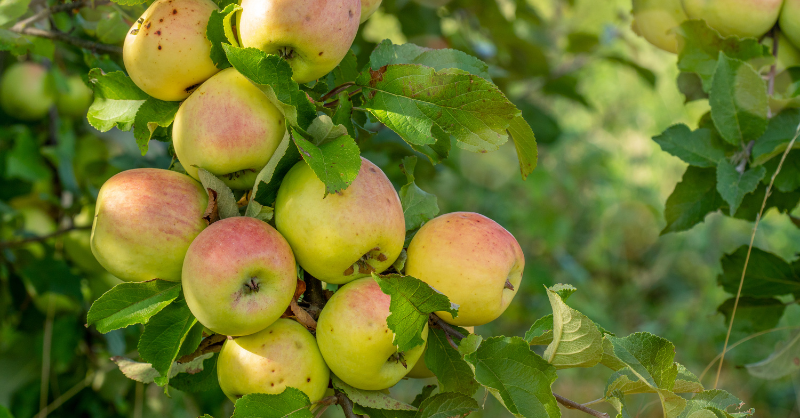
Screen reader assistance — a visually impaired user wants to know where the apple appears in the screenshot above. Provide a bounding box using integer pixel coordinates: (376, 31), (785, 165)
(681, 0), (781, 39)
(56, 75), (93, 119)
(237, 0), (361, 84)
(405, 212), (524, 326)
(182, 216), (297, 336)
(360, 0), (381, 23)
(123, 0), (220, 101)
(631, 0), (687, 54)
(274, 157), (405, 285)
(90, 168), (208, 282)
(217, 319), (330, 402)
(781, 0), (800, 54)
(0, 62), (55, 121)
(316, 277), (427, 390)
(406, 326), (473, 379)
(172, 68), (286, 190)
(64, 205), (106, 274)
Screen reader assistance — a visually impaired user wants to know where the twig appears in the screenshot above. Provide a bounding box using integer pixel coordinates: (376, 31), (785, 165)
(0, 225), (90, 248)
(37, 298), (56, 418)
(319, 82), (356, 102)
(302, 273), (328, 319)
(553, 393), (610, 418)
(335, 390), (364, 418)
(714, 122), (800, 389)
(430, 314), (466, 339)
(12, 0), (111, 31)
(9, 27), (121, 54)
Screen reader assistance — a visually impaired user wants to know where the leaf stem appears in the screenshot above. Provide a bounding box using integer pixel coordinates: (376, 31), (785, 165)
(430, 314), (466, 340)
(553, 393), (610, 418)
(0, 225), (90, 248)
(319, 82), (356, 102)
(335, 390), (364, 418)
(9, 26), (122, 54)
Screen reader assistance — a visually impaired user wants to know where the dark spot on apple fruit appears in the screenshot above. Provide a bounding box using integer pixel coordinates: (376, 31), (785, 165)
(172, 9), (177, 14)
(158, 45), (162, 50)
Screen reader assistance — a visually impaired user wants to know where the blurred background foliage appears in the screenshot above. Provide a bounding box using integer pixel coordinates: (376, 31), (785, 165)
(2, 0), (800, 417)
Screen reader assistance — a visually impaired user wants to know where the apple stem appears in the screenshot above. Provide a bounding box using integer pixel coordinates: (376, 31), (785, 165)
(318, 81), (356, 103)
(504, 279), (515, 291)
(430, 314), (466, 340)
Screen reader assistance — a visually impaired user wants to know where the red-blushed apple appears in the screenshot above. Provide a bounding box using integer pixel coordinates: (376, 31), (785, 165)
(123, 0), (220, 101)
(631, 0), (687, 53)
(237, 0), (360, 83)
(0, 62), (55, 121)
(172, 68), (286, 190)
(217, 318), (330, 402)
(90, 168), (208, 282)
(360, 0), (381, 23)
(316, 277), (427, 390)
(406, 326), (473, 379)
(405, 212), (524, 326)
(682, 0), (781, 39)
(274, 157), (405, 285)
(182, 216), (297, 336)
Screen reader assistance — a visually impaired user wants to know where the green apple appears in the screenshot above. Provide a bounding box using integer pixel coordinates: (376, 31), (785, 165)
(217, 319), (330, 402)
(172, 68), (286, 190)
(182, 216), (297, 336)
(123, 0), (220, 101)
(360, 0), (382, 23)
(406, 326), (473, 379)
(682, 0), (781, 38)
(405, 212), (524, 326)
(274, 157), (405, 285)
(64, 205), (106, 274)
(237, 0), (361, 83)
(91, 168), (208, 282)
(316, 277), (427, 390)
(631, 0), (687, 53)
(778, 33), (800, 69)
(56, 75), (93, 119)
(781, 0), (800, 54)
(0, 62), (55, 121)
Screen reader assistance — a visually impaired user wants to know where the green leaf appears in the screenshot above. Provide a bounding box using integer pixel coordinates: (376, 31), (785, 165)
(677, 72), (708, 102)
(653, 124), (728, 167)
(373, 273), (457, 352)
(232, 389), (313, 418)
(87, 280), (181, 334)
(752, 108), (800, 164)
(357, 64), (519, 153)
(6, 128), (49, 182)
(291, 129), (361, 196)
(662, 166), (725, 234)
(205, 4), (240, 70)
(112, 352), (214, 384)
(463, 336), (560, 418)
(717, 297), (786, 337)
(600, 337), (627, 371)
(507, 114), (539, 179)
(353, 406), (415, 418)
(399, 156), (439, 231)
(603, 55), (656, 88)
(369, 40), (491, 80)
(253, 140), (302, 207)
(760, 151), (800, 193)
(18, 252), (82, 300)
(543, 287), (603, 369)
(411, 385), (436, 408)
(133, 99), (180, 155)
(525, 314), (554, 345)
(331, 375), (417, 411)
(415, 392), (479, 418)
(605, 363), (703, 397)
(111, 0), (148, 6)
(246, 132), (291, 219)
(170, 352), (221, 393)
(0, 404), (13, 418)
(96, 11), (128, 44)
(330, 50), (359, 86)
(732, 183), (800, 221)
(678, 390), (753, 418)
(550, 283), (577, 301)
(0, 28), (41, 56)
(607, 332), (678, 390)
(0, 0), (31, 26)
(408, 124), (451, 165)
(425, 328), (479, 396)
(709, 53), (768, 145)
(86, 69), (148, 132)
(718, 246), (800, 297)
(197, 168), (239, 219)
(305, 115), (349, 146)
(332, 91), (355, 138)
(716, 160), (766, 215)
(137, 298), (198, 388)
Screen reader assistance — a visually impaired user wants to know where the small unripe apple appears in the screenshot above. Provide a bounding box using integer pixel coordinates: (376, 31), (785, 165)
(360, 0), (382, 23)
(682, 0), (781, 38)
(781, 0), (800, 54)
(0, 62), (55, 121)
(56, 75), (93, 119)
(405, 212), (524, 327)
(123, 0), (220, 101)
(182, 216), (297, 336)
(316, 277), (427, 390)
(406, 326), (473, 379)
(631, 0), (687, 53)
(274, 157), (405, 285)
(217, 319), (330, 402)
(173, 68), (286, 190)
(91, 169), (208, 282)
(237, 0), (361, 83)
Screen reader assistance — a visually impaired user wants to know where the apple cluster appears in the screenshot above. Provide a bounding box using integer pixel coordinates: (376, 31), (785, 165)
(87, 0), (525, 403)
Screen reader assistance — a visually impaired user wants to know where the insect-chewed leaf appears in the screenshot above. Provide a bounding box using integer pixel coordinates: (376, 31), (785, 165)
(332, 375), (417, 411)
(369, 40), (491, 80)
(399, 156), (439, 231)
(137, 298), (198, 389)
(291, 128), (361, 196)
(87, 280), (181, 334)
(86, 69), (148, 132)
(232, 389), (313, 418)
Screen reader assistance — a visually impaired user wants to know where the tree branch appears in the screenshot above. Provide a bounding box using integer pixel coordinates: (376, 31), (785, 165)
(12, 0), (112, 31)
(335, 390), (364, 418)
(553, 393), (610, 418)
(0, 225), (91, 248)
(9, 26), (122, 54)
(302, 273), (328, 319)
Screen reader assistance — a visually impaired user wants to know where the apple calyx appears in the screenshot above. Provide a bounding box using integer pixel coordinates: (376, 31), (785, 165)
(343, 248), (388, 276)
(504, 279), (515, 291)
(277, 46), (297, 60)
(243, 277), (261, 294)
(130, 17), (144, 35)
(388, 352), (407, 368)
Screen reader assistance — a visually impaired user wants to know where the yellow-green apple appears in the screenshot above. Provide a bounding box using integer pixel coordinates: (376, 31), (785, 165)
(682, 0), (781, 38)
(778, 33), (800, 69)
(316, 277), (427, 390)
(781, 0), (800, 53)
(360, 0), (381, 23)
(631, 0), (687, 53)
(237, 0), (360, 83)
(56, 75), (93, 119)
(64, 205), (106, 274)
(1, 62), (55, 121)
(406, 326), (473, 379)
(217, 319), (330, 401)
(274, 157), (405, 284)
(90, 169), (208, 282)
(123, 0), (220, 101)
(172, 68), (286, 190)
(182, 216), (297, 336)
(405, 212), (524, 326)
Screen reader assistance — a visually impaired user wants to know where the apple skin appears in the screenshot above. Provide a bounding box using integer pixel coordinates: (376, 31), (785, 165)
(56, 75), (93, 119)
(90, 169), (208, 282)
(406, 326), (473, 379)
(123, 0), (220, 101)
(237, 0), (360, 83)
(631, 0), (687, 53)
(360, 0), (381, 23)
(182, 216), (297, 336)
(1, 62), (55, 121)
(316, 277), (427, 390)
(274, 157), (405, 285)
(173, 68), (286, 190)
(405, 212), (524, 327)
(781, 0), (800, 54)
(217, 319), (330, 402)
(682, 0), (781, 38)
